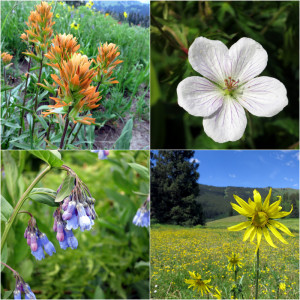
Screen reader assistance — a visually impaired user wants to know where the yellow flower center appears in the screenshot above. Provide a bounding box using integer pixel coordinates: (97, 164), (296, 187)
(229, 257), (239, 264)
(252, 211), (269, 227)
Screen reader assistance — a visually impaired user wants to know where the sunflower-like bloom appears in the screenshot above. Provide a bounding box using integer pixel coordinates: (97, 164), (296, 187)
(41, 53), (101, 125)
(44, 34), (80, 69)
(20, 1), (55, 60)
(93, 42), (123, 85)
(1, 51), (13, 66)
(228, 188), (294, 253)
(213, 287), (222, 299)
(227, 252), (243, 271)
(184, 271), (213, 296)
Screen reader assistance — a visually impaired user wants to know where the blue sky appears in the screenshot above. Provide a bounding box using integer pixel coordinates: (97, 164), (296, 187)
(189, 150), (299, 189)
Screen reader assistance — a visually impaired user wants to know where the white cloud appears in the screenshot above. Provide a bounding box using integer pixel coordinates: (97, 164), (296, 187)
(274, 153), (285, 160)
(292, 151), (300, 161)
(229, 173), (236, 178)
(286, 160), (294, 167)
(190, 158), (200, 164)
(284, 177), (294, 182)
(293, 183), (299, 187)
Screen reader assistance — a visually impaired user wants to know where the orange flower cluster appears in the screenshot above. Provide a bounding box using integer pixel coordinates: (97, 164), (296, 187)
(41, 53), (101, 125)
(1, 51), (13, 66)
(93, 42), (123, 85)
(20, 1), (55, 60)
(45, 34), (80, 69)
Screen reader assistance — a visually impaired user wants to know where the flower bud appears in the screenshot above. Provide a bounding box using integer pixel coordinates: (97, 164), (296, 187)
(62, 201), (76, 220)
(30, 234), (38, 252)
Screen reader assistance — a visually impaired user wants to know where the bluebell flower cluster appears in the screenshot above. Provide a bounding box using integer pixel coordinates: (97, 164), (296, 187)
(91, 150), (109, 160)
(53, 174), (97, 250)
(24, 220), (56, 261)
(133, 195), (150, 227)
(13, 277), (36, 299)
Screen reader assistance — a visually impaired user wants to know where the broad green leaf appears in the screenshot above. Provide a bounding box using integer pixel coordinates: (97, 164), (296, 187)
(1, 195), (13, 222)
(1, 244), (8, 271)
(29, 150), (63, 168)
(128, 163), (149, 180)
(28, 188), (58, 207)
(134, 261), (149, 268)
(55, 174), (75, 202)
(2, 152), (19, 203)
(1, 121), (21, 129)
(114, 118), (133, 150)
(94, 286), (105, 299)
(19, 260), (33, 281)
(2, 291), (12, 300)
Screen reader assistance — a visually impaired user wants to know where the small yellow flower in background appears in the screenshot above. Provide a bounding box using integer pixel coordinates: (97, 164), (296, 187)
(56, 13), (60, 18)
(213, 287), (222, 299)
(227, 252), (243, 271)
(105, 13), (109, 16)
(70, 21), (80, 30)
(86, 1), (94, 8)
(124, 11), (128, 18)
(279, 282), (286, 291)
(227, 188), (294, 253)
(59, 1), (64, 5)
(184, 271), (213, 296)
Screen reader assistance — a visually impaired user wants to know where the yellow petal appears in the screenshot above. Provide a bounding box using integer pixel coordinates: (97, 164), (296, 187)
(262, 188), (272, 210)
(267, 197), (282, 214)
(262, 227), (277, 248)
(228, 221), (251, 231)
(268, 224), (289, 244)
(243, 225), (255, 242)
(250, 227), (257, 242)
(255, 227), (262, 253)
(234, 194), (255, 214)
(231, 203), (252, 217)
(253, 189), (262, 211)
(268, 205), (293, 219)
(268, 220), (294, 237)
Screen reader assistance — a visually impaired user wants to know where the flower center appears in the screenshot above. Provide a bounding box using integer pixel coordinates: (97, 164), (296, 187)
(252, 211), (269, 227)
(229, 258), (239, 264)
(224, 77), (239, 95)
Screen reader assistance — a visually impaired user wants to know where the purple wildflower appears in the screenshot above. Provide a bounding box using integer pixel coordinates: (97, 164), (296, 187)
(91, 150), (109, 159)
(77, 203), (92, 232)
(133, 195), (150, 227)
(65, 229), (78, 249)
(39, 234), (56, 256)
(66, 212), (78, 230)
(31, 238), (45, 261)
(62, 200), (76, 220)
(13, 289), (21, 300)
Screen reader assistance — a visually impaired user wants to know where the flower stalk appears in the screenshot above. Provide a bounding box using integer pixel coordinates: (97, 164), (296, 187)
(59, 106), (72, 149)
(1, 262), (18, 275)
(255, 249), (259, 299)
(1, 165), (52, 251)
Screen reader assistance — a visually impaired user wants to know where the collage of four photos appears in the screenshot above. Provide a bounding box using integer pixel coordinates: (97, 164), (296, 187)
(0, 0), (299, 300)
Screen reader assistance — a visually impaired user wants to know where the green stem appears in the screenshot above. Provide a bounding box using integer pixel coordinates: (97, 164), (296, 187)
(59, 107), (72, 149)
(0, 262), (18, 275)
(234, 269), (237, 298)
(1, 165), (52, 251)
(66, 123), (76, 144)
(70, 123), (83, 144)
(255, 249), (259, 299)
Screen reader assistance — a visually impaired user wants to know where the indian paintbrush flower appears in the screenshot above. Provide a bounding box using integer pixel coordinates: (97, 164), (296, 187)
(184, 271), (213, 296)
(227, 188), (294, 253)
(177, 37), (288, 143)
(1, 51), (13, 66)
(227, 252), (243, 271)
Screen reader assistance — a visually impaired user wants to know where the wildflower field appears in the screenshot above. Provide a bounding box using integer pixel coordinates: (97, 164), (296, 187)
(1, 1), (149, 150)
(150, 217), (299, 299)
(1, 150), (149, 299)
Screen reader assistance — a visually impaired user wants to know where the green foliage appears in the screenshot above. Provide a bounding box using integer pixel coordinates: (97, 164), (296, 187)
(151, 150), (205, 225)
(151, 1), (299, 149)
(1, 150), (149, 299)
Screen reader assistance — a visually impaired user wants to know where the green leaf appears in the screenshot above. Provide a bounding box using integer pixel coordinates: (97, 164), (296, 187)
(55, 174), (75, 202)
(1, 244), (8, 271)
(1, 195), (13, 222)
(19, 260), (33, 281)
(28, 188), (59, 207)
(128, 163), (149, 180)
(2, 291), (12, 300)
(94, 286), (105, 299)
(2, 152), (19, 202)
(1, 85), (13, 92)
(134, 261), (149, 268)
(114, 118), (133, 150)
(29, 150), (63, 167)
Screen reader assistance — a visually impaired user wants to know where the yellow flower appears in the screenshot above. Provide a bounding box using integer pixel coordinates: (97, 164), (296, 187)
(124, 11), (128, 18)
(227, 252), (243, 271)
(279, 282), (286, 291)
(228, 188), (294, 253)
(105, 13), (109, 16)
(70, 21), (80, 30)
(86, 1), (94, 8)
(56, 13), (60, 18)
(59, 1), (64, 5)
(213, 287), (222, 299)
(184, 271), (213, 296)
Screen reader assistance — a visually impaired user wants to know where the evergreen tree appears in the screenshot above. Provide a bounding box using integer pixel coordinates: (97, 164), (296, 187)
(151, 150), (205, 226)
(290, 193), (299, 218)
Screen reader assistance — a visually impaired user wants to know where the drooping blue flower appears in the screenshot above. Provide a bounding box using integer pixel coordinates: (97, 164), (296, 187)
(24, 284), (36, 299)
(66, 211), (79, 230)
(65, 229), (78, 249)
(133, 208), (150, 227)
(77, 203), (92, 232)
(59, 238), (69, 250)
(40, 234), (56, 256)
(13, 289), (21, 300)
(31, 238), (45, 261)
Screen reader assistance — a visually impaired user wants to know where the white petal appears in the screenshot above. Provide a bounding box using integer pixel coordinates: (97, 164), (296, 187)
(238, 76), (288, 117)
(228, 37), (268, 83)
(188, 37), (229, 84)
(203, 98), (247, 143)
(177, 76), (224, 117)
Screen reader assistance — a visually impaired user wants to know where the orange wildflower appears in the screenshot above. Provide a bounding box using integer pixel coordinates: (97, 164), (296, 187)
(1, 51), (13, 65)
(93, 42), (123, 85)
(21, 1), (55, 60)
(44, 34), (80, 69)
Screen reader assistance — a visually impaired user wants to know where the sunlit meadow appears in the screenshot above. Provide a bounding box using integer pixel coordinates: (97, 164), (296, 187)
(150, 218), (299, 299)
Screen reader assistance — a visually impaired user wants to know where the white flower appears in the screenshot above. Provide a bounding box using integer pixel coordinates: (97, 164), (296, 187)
(177, 37), (288, 143)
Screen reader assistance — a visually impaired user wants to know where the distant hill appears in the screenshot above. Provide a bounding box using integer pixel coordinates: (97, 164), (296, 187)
(196, 184), (299, 221)
(91, 1), (150, 16)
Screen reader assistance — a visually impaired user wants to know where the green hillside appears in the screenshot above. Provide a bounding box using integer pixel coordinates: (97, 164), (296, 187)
(197, 184), (299, 220)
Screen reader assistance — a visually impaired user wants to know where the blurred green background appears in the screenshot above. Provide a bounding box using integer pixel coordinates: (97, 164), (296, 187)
(151, 1), (299, 149)
(1, 150), (149, 299)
